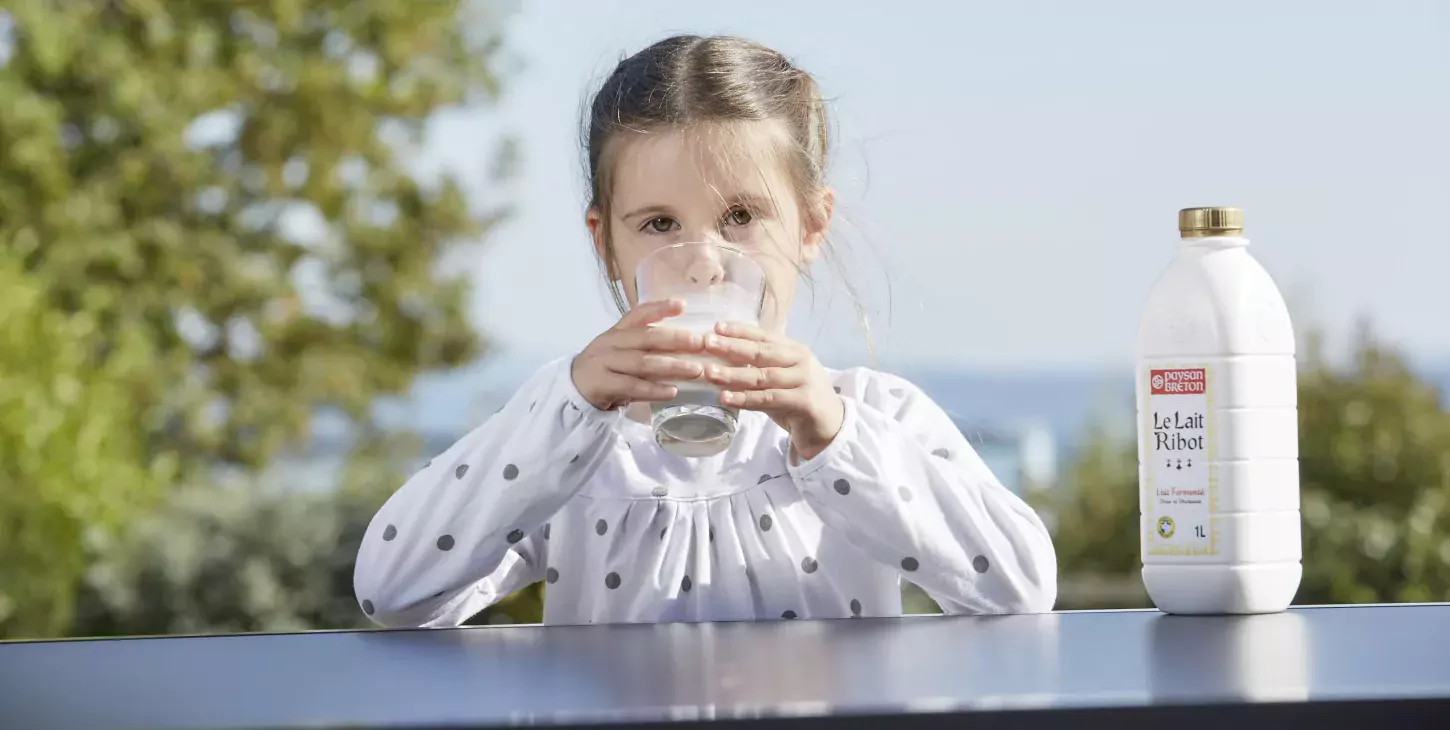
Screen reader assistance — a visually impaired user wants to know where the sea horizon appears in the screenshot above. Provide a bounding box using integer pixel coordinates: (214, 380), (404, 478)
(318, 352), (1450, 451)
(273, 354), (1448, 495)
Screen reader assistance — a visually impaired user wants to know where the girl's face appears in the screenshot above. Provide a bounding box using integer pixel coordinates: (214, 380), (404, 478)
(586, 122), (833, 332)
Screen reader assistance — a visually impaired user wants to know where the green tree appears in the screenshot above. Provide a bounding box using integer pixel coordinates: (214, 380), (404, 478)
(75, 485), (375, 637)
(73, 471), (543, 638)
(0, 258), (175, 636)
(1295, 328), (1450, 604)
(0, 1), (509, 638)
(1039, 416), (1151, 608)
(1046, 326), (1450, 609)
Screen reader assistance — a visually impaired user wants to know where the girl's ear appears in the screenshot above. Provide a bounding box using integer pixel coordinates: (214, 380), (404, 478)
(801, 187), (836, 264)
(585, 207), (618, 281)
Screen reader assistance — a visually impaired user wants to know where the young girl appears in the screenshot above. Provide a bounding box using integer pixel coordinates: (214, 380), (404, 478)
(354, 35), (1057, 627)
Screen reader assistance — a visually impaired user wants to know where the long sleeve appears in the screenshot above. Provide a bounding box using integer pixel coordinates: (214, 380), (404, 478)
(354, 357), (622, 628)
(787, 369), (1058, 615)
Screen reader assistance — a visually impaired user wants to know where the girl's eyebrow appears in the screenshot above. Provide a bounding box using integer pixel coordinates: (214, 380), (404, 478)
(728, 192), (777, 212)
(620, 204), (674, 223)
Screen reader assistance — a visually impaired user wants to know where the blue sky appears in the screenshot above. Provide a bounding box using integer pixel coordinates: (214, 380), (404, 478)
(420, 0), (1449, 372)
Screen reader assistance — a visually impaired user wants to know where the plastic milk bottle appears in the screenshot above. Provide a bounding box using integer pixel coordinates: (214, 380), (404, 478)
(1136, 207), (1302, 614)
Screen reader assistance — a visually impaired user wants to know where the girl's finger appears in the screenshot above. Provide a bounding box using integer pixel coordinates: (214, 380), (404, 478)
(607, 352), (705, 381)
(600, 371), (678, 402)
(615, 299), (686, 330)
(611, 325), (704, 353)
(720, 388), (806, 413)
(704, 364), (804, 390)
(714, 321), (776, 343)
(703, 333), (800, 368)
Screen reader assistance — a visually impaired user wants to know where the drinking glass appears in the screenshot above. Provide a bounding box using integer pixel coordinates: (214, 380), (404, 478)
(634, 242), (767, 457)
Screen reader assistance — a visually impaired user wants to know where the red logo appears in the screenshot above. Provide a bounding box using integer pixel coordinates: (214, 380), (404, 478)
(1150, 368), (1206, 395)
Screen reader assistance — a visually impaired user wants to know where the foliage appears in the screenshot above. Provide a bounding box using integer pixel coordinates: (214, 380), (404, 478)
(73, 477), (539, 637)
(1042, 418), (1141, 579)
(0, 259), (175, 636)
(75, 485), (373, 636)
(1045, 326), (1450, 608)
(1296, 329), (1450, 604)
(0, 2), (509, 638)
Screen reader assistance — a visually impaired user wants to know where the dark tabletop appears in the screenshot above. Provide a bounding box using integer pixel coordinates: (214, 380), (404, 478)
(1, 604), (1447, 730)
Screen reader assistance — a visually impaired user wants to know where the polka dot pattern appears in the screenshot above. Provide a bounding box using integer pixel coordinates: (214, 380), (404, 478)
(353, 366), (1042, 626)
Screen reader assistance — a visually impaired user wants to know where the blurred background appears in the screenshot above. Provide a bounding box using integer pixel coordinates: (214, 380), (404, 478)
(1, 0), (1447, 640)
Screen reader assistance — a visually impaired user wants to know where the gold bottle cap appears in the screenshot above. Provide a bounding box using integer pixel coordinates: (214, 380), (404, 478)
(1178, 207), (1244, 238)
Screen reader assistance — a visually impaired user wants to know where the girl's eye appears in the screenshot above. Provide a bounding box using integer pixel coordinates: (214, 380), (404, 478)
(644, 216), (678, 233)
(724, 207), (753, 226)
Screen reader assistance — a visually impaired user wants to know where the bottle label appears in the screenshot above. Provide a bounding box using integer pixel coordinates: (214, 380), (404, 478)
(1143, 365), (1218, 556)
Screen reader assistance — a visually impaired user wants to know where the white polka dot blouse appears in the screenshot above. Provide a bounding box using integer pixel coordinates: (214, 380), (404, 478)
(354, 359), (1059, 627)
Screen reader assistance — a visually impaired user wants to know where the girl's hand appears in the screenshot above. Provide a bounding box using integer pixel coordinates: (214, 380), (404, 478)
(571, 299), (707, 411)
(701, 322), (845, 461)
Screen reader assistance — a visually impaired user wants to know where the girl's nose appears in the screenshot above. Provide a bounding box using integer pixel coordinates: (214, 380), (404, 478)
(684, 249), (726, 286)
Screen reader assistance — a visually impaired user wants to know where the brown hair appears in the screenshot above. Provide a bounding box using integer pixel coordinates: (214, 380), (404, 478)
(583, 35), (831, 313)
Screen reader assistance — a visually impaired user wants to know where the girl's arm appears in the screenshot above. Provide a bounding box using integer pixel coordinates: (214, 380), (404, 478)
(353, 358), (622, 627)
(787, 370), (1058, 615)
